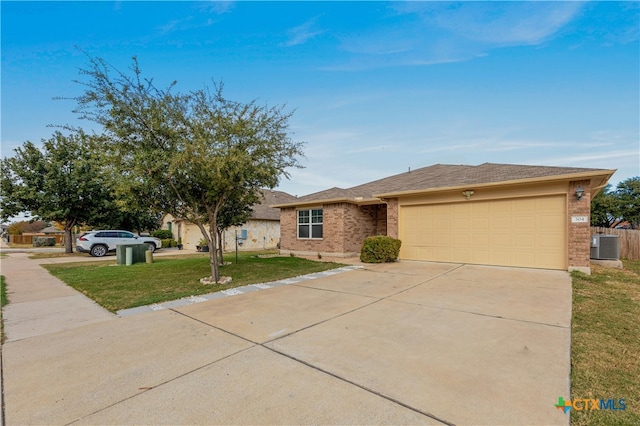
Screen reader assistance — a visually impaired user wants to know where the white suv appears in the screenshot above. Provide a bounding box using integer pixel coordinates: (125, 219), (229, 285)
(76, 230), (162, 257)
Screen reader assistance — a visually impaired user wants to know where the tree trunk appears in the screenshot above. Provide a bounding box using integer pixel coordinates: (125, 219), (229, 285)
(63, 224), (74, 254)
(217, 228), (224, 265)
(208, 226), (220, 283)
(194, 221), (220, 282)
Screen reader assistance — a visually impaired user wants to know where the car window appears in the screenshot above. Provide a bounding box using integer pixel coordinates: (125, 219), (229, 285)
(104, 231), (119, 238)
(95, 232), (107, 238)
(119, 232), (135, 238)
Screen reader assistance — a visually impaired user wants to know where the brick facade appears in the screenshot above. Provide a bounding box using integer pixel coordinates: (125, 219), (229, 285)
(280, 175), (604, 272)
(386, 198), (399, 239)
(568, 180), (591, 270)
(343, 203), (387, 252)
(280, 203), (387, 256)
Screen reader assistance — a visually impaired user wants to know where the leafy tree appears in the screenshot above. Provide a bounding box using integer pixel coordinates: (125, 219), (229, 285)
(73, 56), (304, 281)
(616, 177), (640, 229)
(214, 190), (259, 265)
(88, 205), (161, 234)
(0, 130), (113, 253)
(590, 178), (640, 229)
(590, 184), (620, 227)
(6, 220), (48, 235)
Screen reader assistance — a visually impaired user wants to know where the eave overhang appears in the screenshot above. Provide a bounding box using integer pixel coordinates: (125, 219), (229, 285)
(271, 169), (616, 209)
(271, 197), (382, 209)
(374, 170), (617, 199)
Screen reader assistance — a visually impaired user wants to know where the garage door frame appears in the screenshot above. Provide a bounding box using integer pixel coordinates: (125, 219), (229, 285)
(398, 189), (568, 270)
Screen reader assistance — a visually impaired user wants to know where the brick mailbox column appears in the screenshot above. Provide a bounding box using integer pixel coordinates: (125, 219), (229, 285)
(568, 180), (591, 274)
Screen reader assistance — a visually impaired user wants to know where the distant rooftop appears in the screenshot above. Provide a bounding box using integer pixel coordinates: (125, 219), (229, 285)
(251, 189), (297, 220)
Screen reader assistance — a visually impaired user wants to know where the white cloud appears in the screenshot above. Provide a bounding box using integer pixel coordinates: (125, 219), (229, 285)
(333, 2), (585, 70)
(543, 149), (639, 166)
(283, 16), (325, 47)
(196, 1), (235, 15)
(419, 143), (483, 154)
(157, 19), (185, 35)
(345, 145), (395, 154)
(422, 2), (584, 46)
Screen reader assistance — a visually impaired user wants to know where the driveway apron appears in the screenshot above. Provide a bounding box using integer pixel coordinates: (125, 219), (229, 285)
(1, 259), (571, 425)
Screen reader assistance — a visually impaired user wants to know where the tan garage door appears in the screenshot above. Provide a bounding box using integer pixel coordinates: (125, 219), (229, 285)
(399, 195), (566, 269)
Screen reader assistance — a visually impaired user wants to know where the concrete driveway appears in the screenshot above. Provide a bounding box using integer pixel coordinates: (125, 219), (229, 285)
(2, 260), (571, 425)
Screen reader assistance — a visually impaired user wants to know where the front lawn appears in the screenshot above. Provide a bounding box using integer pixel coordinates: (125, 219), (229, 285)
(43, 252), (344, 312)
(1, 275), (7, 343)
(29, 252), (84, 260)
(570, 260), (639, 425)
(1, 275), (7, 307)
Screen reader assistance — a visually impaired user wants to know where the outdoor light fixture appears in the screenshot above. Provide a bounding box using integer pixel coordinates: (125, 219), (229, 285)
(575, 187), (585, 200)
(462, 190), (474, 200)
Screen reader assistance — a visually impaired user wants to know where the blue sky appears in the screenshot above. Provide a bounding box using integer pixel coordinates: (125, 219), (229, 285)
(2, 1), (639, 197)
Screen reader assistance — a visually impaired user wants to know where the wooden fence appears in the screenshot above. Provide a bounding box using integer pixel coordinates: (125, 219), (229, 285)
(591, 227), (640, 261)
(8, 234), (65, 245)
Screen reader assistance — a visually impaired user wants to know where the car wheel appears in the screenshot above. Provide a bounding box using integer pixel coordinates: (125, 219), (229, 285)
(90, 244), (108, 257)
(146, 243), (156, 253)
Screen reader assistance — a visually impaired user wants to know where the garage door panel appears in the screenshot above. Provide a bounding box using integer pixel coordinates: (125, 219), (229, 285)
(399, 196), (566, 270)
(517, 235), (536, 249)
(491, 216), (511, 229)
(472, 217), (489, 230)
(470, 233), (489, 246)
(470, 249), (490, 264)
(489, 250), (511, 265)
(489, 232), (512, 248)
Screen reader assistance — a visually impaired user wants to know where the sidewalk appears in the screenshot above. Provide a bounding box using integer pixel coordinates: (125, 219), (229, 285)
(0, 248), (114, 426)
(1, 252), (116, 342)
(0, 246), (213, 341)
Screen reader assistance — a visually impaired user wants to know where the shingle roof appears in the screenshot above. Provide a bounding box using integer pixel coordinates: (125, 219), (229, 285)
(284, 163), (612, 205)
(252, 189), (297, 220)
(168, 189), (295, 223)
(40, 226), (65, 234)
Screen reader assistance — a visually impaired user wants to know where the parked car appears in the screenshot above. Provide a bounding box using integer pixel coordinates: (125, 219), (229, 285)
(76, 230), (162, 257)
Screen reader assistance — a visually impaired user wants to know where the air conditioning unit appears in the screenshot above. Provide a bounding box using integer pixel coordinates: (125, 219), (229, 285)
(590, 234), (620, 260)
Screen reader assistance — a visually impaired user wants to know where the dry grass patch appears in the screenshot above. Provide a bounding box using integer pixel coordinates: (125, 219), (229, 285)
(570, 260), (639, 425)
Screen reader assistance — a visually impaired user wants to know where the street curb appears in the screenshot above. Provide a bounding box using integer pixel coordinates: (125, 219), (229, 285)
(117, 265), (363, 317)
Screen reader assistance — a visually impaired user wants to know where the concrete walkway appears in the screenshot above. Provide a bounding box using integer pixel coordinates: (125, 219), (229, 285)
(0, 251), (572, 425)
(1, 252), (116, 342)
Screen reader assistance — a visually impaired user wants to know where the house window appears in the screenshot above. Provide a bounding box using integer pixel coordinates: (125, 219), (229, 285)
(298, 209), (323, 239)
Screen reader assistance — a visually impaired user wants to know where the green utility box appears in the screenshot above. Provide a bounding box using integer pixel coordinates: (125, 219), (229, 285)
(116, 243), (148, 265)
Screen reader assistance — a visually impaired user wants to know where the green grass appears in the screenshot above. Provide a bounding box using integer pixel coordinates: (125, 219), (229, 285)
(43, 252), (344, 312)
(1, 275), (7, 343)
(29, 252), (84, 260)
(570, 259), (640, 425)
(0, 275), (6, 307)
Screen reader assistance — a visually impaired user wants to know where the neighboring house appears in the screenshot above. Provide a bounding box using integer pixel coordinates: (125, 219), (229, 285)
(161, 189), (297, 251)
(17, 225), (65, 244)
(273, 163), (616, 274)
(40, 226), (65, 235)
